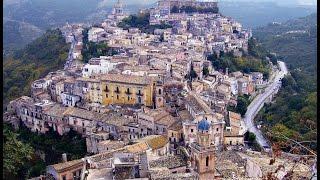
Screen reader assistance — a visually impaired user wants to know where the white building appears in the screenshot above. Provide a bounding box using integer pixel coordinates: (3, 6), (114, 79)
(88, 27), (105, 42)
(251, 72), (264, 85)
(60, 93), (81, 107)
(82, 57), (120, 78)
(225, 77), (238, 95)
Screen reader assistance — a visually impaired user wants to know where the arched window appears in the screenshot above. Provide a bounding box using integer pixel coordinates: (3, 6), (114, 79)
(158, 88), (162, 95)
(206, 156), (209, 167)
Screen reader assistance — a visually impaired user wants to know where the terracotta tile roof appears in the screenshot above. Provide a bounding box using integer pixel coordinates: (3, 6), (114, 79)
(138, 135), (169, 150)
(228, 111), (241, 128)
(177, 109), (193, 122)
(43, 104), (68, 118)
(98, 140), (125, 147)
(125, 142), (149, 153)
(50, 159), (83, 172)
(149, 155), (187, 169)
(90, 149), (126, 162)
(76, 77), (100, 83)
(217, 84), (230, 94)
(64, 107), (132, 126)
(155, 114), (177, 127)
(101, 74), (153, 85)
(168, 120), (183, 131)
(185, 94), (212, 114)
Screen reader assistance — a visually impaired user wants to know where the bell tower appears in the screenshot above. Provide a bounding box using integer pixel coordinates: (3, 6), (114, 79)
(190, 119), (216, 180)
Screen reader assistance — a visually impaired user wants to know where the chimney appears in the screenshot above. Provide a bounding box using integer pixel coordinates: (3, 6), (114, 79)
(62, 153), (67, 163)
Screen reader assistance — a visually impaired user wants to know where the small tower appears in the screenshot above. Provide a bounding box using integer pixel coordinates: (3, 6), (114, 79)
(155, 82), (164, 108)
(112, 0), (124, 16)
(190, 119), (216, 180)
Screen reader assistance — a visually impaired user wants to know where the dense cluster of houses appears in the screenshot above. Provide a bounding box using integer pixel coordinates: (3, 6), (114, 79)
(4, 0), (273, 180)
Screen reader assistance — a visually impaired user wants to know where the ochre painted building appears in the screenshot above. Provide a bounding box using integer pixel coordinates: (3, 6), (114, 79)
(100, 74), (155, 107)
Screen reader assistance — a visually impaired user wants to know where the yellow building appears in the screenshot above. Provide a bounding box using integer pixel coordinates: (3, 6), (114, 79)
(87, 78), (102, 104)
(100, 74), (155, 107)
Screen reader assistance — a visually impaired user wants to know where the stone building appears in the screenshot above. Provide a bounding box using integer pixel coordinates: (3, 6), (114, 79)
(190, 119), (217, 180)
(101, 74), (155, 107)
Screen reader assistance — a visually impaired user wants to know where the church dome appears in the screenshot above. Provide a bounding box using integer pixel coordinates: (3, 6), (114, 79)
(198, 119), (211, 131)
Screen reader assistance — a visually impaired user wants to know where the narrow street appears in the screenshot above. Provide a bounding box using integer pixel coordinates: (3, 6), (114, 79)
(243, 61), (288, 151)
(64, 34), (77, 70)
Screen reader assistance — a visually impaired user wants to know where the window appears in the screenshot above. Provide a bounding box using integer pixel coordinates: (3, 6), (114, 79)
(158, 88), (162, 95)
(117, 95), (119, 100)
(191, 129), (193, 133)
(116, 87), (119, 92)
(216, 128), (219, 132)
(230, 141), (232, 145)
(206, 156), (209, 167)
(62, 175), (66, 180)
(127, 96), (130, 101)
(172, 132), (174, 137)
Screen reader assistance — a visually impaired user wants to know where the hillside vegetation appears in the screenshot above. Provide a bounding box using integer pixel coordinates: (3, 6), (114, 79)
(3, 123), (86, 179)
(3, 29), (69, 106)
(207, 38), (272, 80)
(253, 13), (317, 153)
(117, 12), (172, 34)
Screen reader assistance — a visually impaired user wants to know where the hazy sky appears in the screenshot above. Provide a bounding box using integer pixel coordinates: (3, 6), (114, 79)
(119, 0), (317, 5)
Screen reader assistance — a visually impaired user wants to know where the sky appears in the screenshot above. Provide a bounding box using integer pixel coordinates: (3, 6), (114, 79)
(117, 0), (317, 5)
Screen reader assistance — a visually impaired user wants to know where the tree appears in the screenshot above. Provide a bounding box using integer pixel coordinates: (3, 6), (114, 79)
(3, 125), (34, 178)
(203, 66), (209, 77)
(248, 132), (256, 142)
(171, 5), (179, 13)
(236, 95), (250, 116)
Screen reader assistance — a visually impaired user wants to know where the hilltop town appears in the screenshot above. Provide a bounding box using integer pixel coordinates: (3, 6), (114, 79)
(4, 0), (315, 180)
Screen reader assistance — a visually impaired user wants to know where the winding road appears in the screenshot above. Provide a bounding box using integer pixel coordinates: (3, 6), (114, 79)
(243, 61), (288, 151)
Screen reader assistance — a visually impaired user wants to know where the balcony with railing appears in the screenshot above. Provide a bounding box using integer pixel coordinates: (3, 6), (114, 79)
(136, 91), (144, 96)
(125, 90), (132, 95)
(114, 88), (120, 94)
